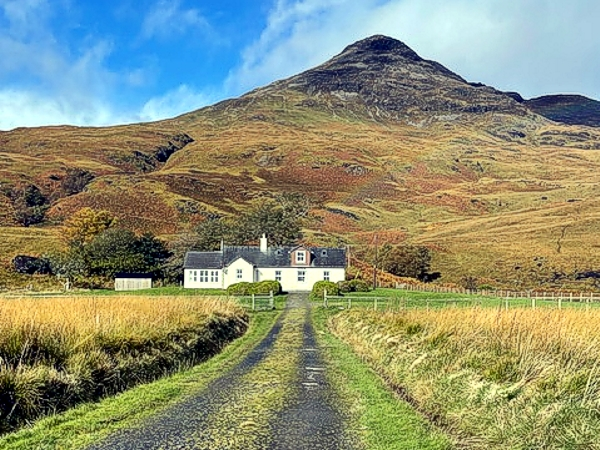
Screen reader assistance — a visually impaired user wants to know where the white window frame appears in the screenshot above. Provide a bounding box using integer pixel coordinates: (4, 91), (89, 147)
(193, 270), (197, 282)
(275, 270), (282, 282)
(199, 270), (209, 283)
(236, 269), (243, 280)
(211, 271), (219, 283)
(324, 271), (330, 281)
(298, 270), (306, 282)
(296, 251), (306, 264)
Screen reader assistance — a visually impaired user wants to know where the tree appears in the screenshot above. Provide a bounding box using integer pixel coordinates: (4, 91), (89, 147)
(236, 198), (303, 247)
(83, 229), (170, 279)
(62, 208), (117, 247)
(193, 217), (233, 251)
(379, 244), (432, 280)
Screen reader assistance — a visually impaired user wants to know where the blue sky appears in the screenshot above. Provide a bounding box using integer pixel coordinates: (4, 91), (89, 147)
(0, 0), (598, 130)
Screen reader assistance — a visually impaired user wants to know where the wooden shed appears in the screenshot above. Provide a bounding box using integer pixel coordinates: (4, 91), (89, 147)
(114, 273), (153, 291)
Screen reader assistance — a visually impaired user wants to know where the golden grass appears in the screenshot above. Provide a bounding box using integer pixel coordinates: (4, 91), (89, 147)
(332, 307), (600, 449)
(0, 295), (248, 433)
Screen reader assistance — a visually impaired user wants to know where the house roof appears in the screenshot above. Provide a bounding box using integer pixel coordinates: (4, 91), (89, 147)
(184, 246), (346, 270)
(184, 252), (223, 269)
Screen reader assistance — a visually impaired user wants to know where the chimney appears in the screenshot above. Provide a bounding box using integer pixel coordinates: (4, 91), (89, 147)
(260, 234), (268, 252)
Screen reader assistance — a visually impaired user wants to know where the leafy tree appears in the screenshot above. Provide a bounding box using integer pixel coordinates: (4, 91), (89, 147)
(378, 244), (432, 280)
(193, 196), (306, 250)
(236, 198), (303, 247)
(83, 229), (170, 279)
(63, 208), (117, 246)
(193, 217), (233, 251)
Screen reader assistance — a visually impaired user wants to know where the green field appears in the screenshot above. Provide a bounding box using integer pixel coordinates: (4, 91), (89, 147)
(323, 288), (600, 311)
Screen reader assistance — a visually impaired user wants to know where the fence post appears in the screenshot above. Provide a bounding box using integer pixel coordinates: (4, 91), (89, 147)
(505, 295), (509, 311)
(348, 296), (352, 309)
(324, 289), (328, 308)
(558, 294), (562, 310)
(374, 297), (378, 311)
(532, 296), (536, 310)
(252, 293), (256, 311)
(270, 290), (274, 309)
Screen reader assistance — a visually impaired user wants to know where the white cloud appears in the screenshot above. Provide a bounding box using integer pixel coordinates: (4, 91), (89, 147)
(227, 0), (600, 100)
(139, 85), (215, 122)
(0, 0), (153, 130)
(0, 89), (118, 129)
(141, 0), (211, 41)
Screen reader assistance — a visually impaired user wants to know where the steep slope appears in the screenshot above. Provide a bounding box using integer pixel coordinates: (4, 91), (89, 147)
(1, 35), (599, 287)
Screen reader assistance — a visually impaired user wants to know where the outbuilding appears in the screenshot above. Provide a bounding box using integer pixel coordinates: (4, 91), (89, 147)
(114, 273), (153, 291)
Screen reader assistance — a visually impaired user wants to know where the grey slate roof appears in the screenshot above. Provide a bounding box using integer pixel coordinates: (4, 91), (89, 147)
(184, 246), (346, 270)
(184, 252), (223, 269)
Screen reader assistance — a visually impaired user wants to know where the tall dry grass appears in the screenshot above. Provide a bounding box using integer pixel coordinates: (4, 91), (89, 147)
(0, 296), (248, 433)
(331, 307), (600, 449)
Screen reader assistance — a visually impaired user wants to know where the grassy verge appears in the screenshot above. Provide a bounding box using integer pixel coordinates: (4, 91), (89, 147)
(312, 307), (451, 450)
(0, 302), (282, 449)
(331, 307), (600, 449)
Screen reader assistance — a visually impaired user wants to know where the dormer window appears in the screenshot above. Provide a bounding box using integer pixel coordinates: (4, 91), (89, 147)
(296, 251), (306, 264)
(321, 250), (328, 257)
(276, 249), (283, 256)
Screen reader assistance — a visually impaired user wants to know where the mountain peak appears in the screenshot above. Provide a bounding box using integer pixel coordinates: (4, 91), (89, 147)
(264, 35), (525, 120)
(339, 35), (422, 62)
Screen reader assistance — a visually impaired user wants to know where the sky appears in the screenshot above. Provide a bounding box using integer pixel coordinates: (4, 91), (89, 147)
(0, 0), (598, 130)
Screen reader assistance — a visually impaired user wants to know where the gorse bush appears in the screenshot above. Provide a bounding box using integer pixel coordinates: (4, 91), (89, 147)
(0, 296), (247, 434)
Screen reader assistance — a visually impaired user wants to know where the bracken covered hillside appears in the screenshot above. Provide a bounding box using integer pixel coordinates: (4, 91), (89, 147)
(1, 35), (599, 286)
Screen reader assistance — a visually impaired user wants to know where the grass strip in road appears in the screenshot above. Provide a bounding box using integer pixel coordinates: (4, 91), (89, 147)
(0, 308), (282, 450)
(190, 306), (303, 449)
(313, 307), (452, 450)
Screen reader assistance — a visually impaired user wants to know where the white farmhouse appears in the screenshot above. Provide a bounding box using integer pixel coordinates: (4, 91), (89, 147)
(183, 235), (346, 292)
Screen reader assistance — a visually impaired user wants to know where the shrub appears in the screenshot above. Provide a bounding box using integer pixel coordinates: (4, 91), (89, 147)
(338, 280), (352, 293)
(311, 280), (339, 301)
(252, 280), (282, 295)
(338, 279), (372, 293)
(227, 282), (253, 295)
(227, 281), (281, 295)
(349, 279), (372, 292)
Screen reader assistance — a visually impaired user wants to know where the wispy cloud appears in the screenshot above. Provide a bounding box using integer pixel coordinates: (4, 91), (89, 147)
(138, 84), (215, 123)
(141, 0), (211, 41)
(227, 0), (600, 100)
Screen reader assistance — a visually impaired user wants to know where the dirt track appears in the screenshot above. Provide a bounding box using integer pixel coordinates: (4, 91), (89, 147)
(88, 293), (357, 450)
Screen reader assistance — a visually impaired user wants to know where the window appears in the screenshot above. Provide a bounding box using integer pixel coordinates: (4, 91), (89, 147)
(275, 270), (282, 282)
(297, 251), (306, 264)
(322, 250), (328, 257)
(236, 269), (243, 280)
(193, 270), (197, 282)
(298, 270), (306, 282)
(199, 270), (209, 283)
(324, 271), (330, 281)
(211, 271), (219, 283)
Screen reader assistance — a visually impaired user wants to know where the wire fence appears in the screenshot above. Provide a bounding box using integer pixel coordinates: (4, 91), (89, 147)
(322, 290), (600, 312)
